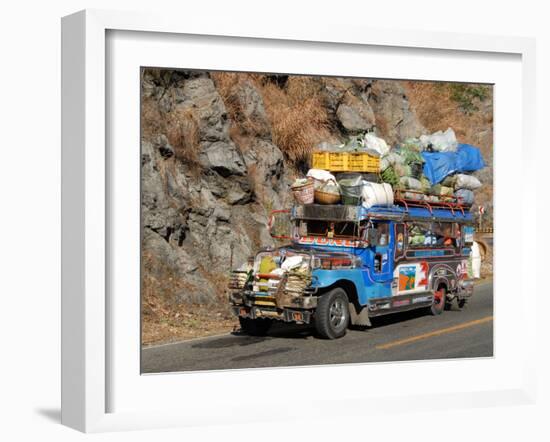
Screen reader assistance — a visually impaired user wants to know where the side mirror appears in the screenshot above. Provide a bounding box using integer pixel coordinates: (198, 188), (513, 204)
(463, 226), (474, 245)
(268, 210), (291, 240)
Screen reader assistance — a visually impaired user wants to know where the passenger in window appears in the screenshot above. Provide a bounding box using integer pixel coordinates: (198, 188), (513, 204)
(436, 224), (454, 246)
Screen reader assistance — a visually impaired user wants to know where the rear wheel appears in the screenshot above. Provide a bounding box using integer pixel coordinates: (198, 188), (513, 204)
(457, 298), (468, 309)
(239, 317), (272, 336)
(315, 288), (350, 339)
(430, 286), (446, 315)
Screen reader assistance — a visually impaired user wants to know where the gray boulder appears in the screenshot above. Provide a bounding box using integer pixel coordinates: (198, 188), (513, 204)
(199, 141), (246, 177)
(231, 80), (272, 138)
(336, 93), (376, 133)
(243, 139), (289, 209)
(177, 77), (231, 143)
(368, 80), (425, 145)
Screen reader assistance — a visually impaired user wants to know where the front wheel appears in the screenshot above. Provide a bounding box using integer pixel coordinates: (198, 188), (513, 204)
(315, 288), (350, 339)
(239, 317), (273, 336)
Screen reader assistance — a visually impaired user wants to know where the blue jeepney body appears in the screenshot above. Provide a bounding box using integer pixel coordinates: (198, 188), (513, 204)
(291, 204), (474, 308)
(229, 203), (475, 325)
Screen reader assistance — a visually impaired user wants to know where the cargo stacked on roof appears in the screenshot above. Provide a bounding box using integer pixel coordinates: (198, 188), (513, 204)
(290, 128), (485, 210)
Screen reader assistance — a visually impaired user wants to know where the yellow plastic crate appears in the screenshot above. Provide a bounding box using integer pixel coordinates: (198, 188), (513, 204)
(311, 151), (380, 172)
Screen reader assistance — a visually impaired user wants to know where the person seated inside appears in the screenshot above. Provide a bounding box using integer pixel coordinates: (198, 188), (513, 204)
(436, 224), (455, 247)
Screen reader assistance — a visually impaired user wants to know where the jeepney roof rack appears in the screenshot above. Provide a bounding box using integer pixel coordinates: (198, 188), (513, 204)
(292, 202), (472, 223)
(393, 189), (470, 217)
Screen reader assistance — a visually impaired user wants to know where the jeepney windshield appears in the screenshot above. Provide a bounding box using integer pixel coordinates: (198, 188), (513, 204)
(296, 220), (360, 239)
(363, 221), (389, 247)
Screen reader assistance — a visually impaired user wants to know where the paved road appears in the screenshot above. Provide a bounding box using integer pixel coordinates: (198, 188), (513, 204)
(142, 281), (493, 373)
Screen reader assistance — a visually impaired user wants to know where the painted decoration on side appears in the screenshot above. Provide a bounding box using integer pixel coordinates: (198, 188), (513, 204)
(395, 262), (429, 294)
(398, 266), (416, 291)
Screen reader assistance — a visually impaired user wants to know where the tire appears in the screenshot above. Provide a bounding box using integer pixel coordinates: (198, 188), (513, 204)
(239, 317), (272, 336)
(315, 288), (350, 339)
(430, 286), (446, 315)
(457, 298), (468, 309)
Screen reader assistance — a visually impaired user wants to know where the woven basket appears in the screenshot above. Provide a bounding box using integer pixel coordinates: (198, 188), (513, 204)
(314, 189), (341, 205)
(291, 180), (314, 204)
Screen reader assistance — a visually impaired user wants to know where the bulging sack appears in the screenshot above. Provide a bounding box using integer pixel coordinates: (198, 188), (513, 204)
(454, 174), (482, 190)
(307, 169), (337, 189)
(455, 188), (474, 205)
(361, 182), (394, 208)
(430, 184), (454, 196)
(420, 128), (458, 152)
(399, 176), (423, 191)
(363, 134), (390, 157)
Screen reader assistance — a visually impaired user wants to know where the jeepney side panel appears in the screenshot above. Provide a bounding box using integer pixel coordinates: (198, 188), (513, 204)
(394, 251), (470, 296)
(311, 268), (392, 305)
(309, 220), (396, 306)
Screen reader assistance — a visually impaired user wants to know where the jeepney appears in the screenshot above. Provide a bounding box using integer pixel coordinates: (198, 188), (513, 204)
(229, 201), (475, 339)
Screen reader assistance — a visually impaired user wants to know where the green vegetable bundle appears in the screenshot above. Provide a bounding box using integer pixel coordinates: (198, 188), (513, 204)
(381, 166), (399, 186)
(430, 184), (454, 196)
(399, 147), (424, 165)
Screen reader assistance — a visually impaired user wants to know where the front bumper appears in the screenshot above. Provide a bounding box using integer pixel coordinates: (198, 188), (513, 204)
(457, 279), (474, 298)
(230, 290), (317, 324)
(230, 290), (318, 309)
(231, 304), (313, 324)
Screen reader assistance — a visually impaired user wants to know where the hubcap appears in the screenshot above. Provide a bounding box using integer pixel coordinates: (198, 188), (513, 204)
(329, 298), (346, 329)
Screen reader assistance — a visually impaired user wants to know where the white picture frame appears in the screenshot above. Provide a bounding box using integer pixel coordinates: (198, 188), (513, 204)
(61, 9), (537, 433)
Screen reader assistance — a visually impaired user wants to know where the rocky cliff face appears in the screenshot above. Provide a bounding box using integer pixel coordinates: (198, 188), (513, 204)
(140, 69), (431, 308)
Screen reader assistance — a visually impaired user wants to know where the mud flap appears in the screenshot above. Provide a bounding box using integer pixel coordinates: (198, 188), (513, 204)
(349, 302), (371, 327)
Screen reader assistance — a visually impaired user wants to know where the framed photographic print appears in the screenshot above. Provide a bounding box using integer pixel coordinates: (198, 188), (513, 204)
(62, 9), (537, 433)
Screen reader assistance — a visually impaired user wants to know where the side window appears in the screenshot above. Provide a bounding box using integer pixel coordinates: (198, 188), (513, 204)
(407, 221), (460, 249)
(432, 222), (460, 248)
(407, 221), (435, 248)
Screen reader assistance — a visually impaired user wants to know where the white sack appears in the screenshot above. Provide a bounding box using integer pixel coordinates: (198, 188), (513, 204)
(281, 256), (305, 271)
(419, 127), (458, 152)
(363, 133), (390, 157)
(361, 182), (394, 208)
(306, 169), (337, 189)
(454, 174), (482, 190)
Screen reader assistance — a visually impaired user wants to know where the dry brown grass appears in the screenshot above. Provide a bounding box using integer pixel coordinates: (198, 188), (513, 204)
(260, 79), (334, 165)
(141, 250), (237, 346)
(166, 107), (200, 163)
(141, 96), (201, 164)
(141, 96), (163, 140)
(211, 72), (267, 137)
(403, 81), (492, 149)
(270, 98), (331, 164)
(212, 72), (336, 166)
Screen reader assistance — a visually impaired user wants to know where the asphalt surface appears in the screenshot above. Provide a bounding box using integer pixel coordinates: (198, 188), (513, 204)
(142, 281), (493, 373)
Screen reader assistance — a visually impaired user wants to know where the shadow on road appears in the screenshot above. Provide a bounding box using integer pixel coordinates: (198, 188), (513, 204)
(231, 347), (294, 362)
(192, 335), (270, 349)
(195, 303), (470, 347)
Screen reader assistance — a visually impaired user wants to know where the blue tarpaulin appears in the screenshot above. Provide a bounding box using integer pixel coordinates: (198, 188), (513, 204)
(455, 143), (486, 172)
(422, 143), (485, 185)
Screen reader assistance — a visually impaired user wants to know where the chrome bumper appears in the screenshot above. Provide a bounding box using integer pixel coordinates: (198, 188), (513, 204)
(231, 305), (313, 324)
(458, 279), (474, 298)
